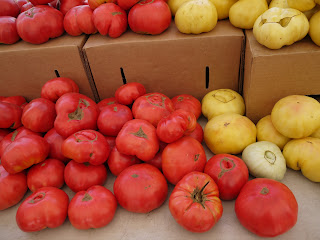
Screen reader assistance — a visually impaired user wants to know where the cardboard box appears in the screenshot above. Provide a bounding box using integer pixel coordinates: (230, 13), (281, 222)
(0, 34), (97, 101)
(83, 20), (244, 101)
(243, 30), (320, 123)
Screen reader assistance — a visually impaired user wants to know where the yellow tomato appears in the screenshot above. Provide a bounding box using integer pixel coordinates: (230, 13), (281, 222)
(168, 0), (191, 16)
(309, 11), (320, 46)
(287, 0), (316, 12)
(310, 127), (320, 138)
(269, 0), (289, 8)
(303, 4), (320, 20)
(209, 0), (238, 20)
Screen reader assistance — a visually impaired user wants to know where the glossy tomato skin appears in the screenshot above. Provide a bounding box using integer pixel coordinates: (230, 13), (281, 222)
(22, 98), (56, 133)
(68, 185), (117, 229)
(132, 92), (175, 127)
(0, 165), (27, 210)
(54, 93), (99, 138)
(0, 0), (20, 17)
(115, 82), (146, 105)
(44, 128), (69, 163)
(128, 0), (171, 35)
(107, 146), (141, 176)
(113, 164), (168, 213)
(16, 187), (69, 232)
(0, 101), (22, 129)
(0, 96), (26, 107)
(41, 77), (79, 103)
(27, 159), (65, 192)
(169, 171), (223, 232)
(97, 104), (133, 136)
(172, 94), (202, 119)
(235, 178), (298, 237)
(117, 0), (139, 10)
(92, 3), (127, 38)
(162, 136), (206, 185)
(16, 6), (64, 44)
(185, 122), (204, 143)
(116, 119), (159, 161)
(60, 0), (85, 15)
(62, 130), (110, 165)
(97, 97), (118, 111)
(204, 154), (248, 200)
(64, 160), (107, 192)
(0, 16), (20, 44)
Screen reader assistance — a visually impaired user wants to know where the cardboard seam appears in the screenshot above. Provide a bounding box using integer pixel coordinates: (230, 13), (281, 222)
(238, 30), (246, 95)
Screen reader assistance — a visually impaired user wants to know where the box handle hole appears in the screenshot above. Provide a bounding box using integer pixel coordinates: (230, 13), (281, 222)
(120, 67), (127, 85)
(55, 70), (60, 78)
(206, 66), (210, 89)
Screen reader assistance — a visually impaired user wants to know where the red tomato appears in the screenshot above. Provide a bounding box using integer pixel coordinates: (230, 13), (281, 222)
(156, 109), (197, 143)
(16, 6), (64, 44)
(147, 150), (162, 171)
(15, 0), (28, 9)
(0, 101), (22, 129)
(115, 82), (146, 105)
(48, 0), (59, 8)
(97, 104), (133, 136)
(132, 92), (175, 127)
(64, 160), (107, 192)
(0, 129), (11, 143)
(22, 98), (56, 133)
(28, 0), (53, 5)
(62, 130), (110, 165)
(0, 17), (20, 44)
(204, 154), (248, 200)
(41, 77), (79, 103)
(97, 97), (118, 111)
(44, 128), (69, 163)
(0, 165), (27, 210)
(169, 171), (223, 232)
(16, 187), (69, 232)
(0, 0), (20, 17)
(92, 3), (127, 38)
(185, 122), (204, 143)
(64, 5), (96, 36)
(104, 135), (116, 150)
(60, 0), (85, 15)
(116, 119), (159, 161)
(117, 0), (139, 10)
(128, 0), (171, 35)
(107, 146), (141, 176)
(54, 93), (99, 138)
(27, 159), (65, 192)
(162, 136), (206, 185)
(235, 178), (298, 237)
(172, 94), (202, 119)
(68, 185), (117, 229)
(1, 96), (26, 107)
(1, 135), (49, 174)
(113, 164), (168, 213)
(20, 1), (33, 12)
(88, 0), (116, 10)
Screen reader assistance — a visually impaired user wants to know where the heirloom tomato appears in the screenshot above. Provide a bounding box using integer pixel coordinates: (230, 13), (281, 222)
(0, 17), (20, 44)
(115, 82), (146, 105)
(60, 0), (86, 15)
(0, 0), (20, 17)
(0, 96), (26, 107)
(44, 128), (69, 163)
(88, 0), (117, 10)
(172, 94), (202, 119)
(0, 129), (10, 143)
(97, 97), (118, 111)
(29, 0), (53, 5)
(117, 0), (139, 10)
(186, 122), (204, 143)
(0, 101), (22, 129)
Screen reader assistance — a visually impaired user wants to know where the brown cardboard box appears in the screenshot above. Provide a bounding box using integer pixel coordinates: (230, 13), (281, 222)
(83, 20), (244, 101)
(0, 34), (97, 101)
(243, 30), (320, 123)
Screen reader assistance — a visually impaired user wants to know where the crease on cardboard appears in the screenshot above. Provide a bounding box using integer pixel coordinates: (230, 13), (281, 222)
(238, 30), (246, 95)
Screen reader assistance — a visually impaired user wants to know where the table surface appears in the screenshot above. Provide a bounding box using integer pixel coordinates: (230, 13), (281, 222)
(1, 118), (319, 240)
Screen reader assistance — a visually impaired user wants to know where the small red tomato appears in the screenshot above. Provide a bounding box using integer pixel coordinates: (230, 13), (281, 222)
(0, 165), (27, 210)
(156, 109), (197, 143)
(169, 171), (223, 233)
(41, 77), (79, 103)
(107, 146), (141, 176)
(54, 93), (99, 138)
(44, 128), (69, 163)
(97, 104), (133, 136)
(0, 16), (20, 44)
(97, 97), (118, 111)
(0, 0), (20, 17)
(117, 0), (139, 10)
(235, 178), (298, 237)
(132, 92), (175, 127)
(162, 136), (206, 185)
(1, 96), (26, 107)
(172, 94), (202, 119)
(113, 164), (168, 213)
(64, 160), (107, 192)
(22, 98), (56, 133)
(204, 154), (249, 200)
(68, 185), (117, 229)
(27, 159), (65, 192)
(16, 187), (69, 232)
(115, 82), (146, 105)
(0, 101), (22, 129)
(116, 119), (159, 161)
(92, 3), (127, 38)
(62, 130), (110, 165)
(128, 0), (171, 35)
(185, 122), (204, 143)
(60, 0), (85, 15)
(88, 0), (116, 10)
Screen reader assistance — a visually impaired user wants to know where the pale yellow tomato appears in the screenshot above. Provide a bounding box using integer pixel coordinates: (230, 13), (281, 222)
(287, 0), (316, 12)
(309, 11), (320, 46)
(168, 0), (191, 16)
(209, 0), (238, 20)
(269, 0), (289, 8)
(310, 127), (320, 138)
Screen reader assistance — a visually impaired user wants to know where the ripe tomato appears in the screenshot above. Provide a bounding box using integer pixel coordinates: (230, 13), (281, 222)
(88, 0), (116, 10)
(117, 0), (139, 10)
(147, 151), (162, 171)
(235, 178), (298, 237)
(64, 160), (107, 192)
(20, 1), (33, 12)
(162, 136), (206, 185)
(104, 135), (116, 150)
(0, 96), (26, 107)
(0, 0), (20, 17)
(169, 171), (223, 232)
(0, 16), (20, 44)
(21, 98), (56, 133)
(113, 164), (168, 213)
(0, 129), (10, 143)
(0, 165), (27, 210)
(0, 101), (22, 129)
(115, 82), (146, 105)
(27, 159), (65, 192)
(132, 92), (175, 127)
(68, 185), (117, 229)
(185, 122), (204, 143)
(171, 94), (202, 119)
(60, 0), (85, 15)
(44, 128), (69, 163)
(16, 187), (69, 232)
(28, 0), (53, 5)
(97, 97), (118, 111)
(204, 154), (248, 200)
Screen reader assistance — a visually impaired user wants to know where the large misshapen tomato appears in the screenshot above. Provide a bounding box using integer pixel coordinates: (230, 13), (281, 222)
(0, 101), (22, 129)
(44, 128), (69, 163)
